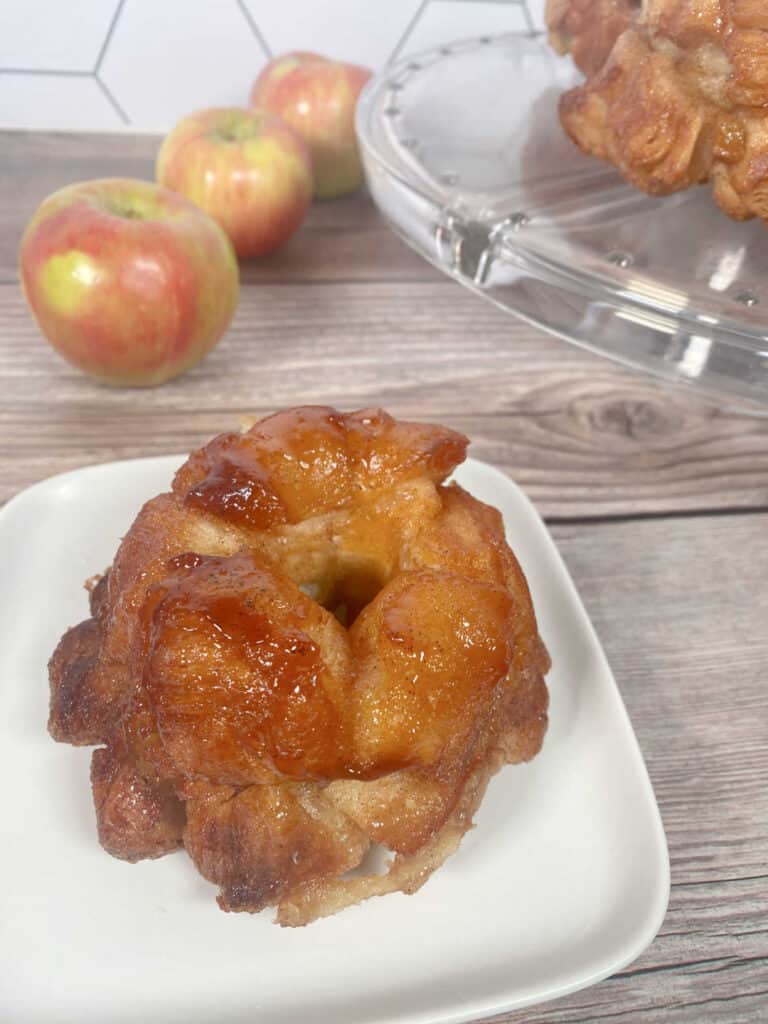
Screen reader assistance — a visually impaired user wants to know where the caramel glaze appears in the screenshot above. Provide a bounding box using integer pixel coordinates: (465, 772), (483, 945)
(177, 406), (467, 531)
(48, 405), (551, 920)
(131, 409), (521, 789)
(139, 549), (520, 788)
(184, 445), (288, 530)
(350, 570), (517, 776)
(142, 550), (351, 785)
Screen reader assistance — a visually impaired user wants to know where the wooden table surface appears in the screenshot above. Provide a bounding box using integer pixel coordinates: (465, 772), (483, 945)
(2, 131), (767, 1023)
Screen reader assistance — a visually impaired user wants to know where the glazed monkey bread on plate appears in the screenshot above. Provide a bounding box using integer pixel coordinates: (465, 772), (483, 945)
(49, 407), (550, 926)
(546, 0), (768, 221)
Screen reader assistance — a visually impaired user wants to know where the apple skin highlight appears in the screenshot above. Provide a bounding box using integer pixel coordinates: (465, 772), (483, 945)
(156, 107), (313, 259)
(251, 52), (372, 200)
(19, 178), (239, 387)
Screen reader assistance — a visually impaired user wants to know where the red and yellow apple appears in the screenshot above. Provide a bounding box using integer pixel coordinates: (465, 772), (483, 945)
(156, 107), (312, 259)
(19, 178), (239, 386)
(250, 52), (372, 200)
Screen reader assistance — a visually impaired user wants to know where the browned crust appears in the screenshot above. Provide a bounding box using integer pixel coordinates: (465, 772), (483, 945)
(48, 618), (104, 745)
(548, 0), (768, 221)
(91, 745), (185, 862)
(49, 407), (550, 925)
(546, 0), (640, 75)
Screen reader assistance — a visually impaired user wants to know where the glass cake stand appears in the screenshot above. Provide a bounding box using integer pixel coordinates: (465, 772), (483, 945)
(356, 33), (768, 408)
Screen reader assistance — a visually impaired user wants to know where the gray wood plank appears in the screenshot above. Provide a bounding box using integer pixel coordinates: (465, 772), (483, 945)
(2, 280), (767, 517)
(2, 129), (767, 1024)
(487, 513), (768, 1024)
(0, 130), (436, 285)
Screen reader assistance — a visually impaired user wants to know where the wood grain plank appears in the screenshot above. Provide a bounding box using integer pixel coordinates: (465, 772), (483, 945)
(485, 512), (768, 1024)
(3, 129), (768, 1024)
(0, 130), (437, 285)
(2, 281), (767, 517)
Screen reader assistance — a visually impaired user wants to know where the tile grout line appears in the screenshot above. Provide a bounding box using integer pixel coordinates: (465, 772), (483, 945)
(93, 0), (127, 74)
(0, 68), (92, 76)
(387, 0), (431, 64)
(520, 0), (537, 34)
(235, 0), (273, 59)
(93, 74), (130, 126)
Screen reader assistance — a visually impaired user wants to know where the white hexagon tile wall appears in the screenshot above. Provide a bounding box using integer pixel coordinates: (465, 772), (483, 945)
(0, 0), (546, 132)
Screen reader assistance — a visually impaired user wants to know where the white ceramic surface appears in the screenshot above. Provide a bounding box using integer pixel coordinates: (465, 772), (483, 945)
(0, 455), (669, 1024)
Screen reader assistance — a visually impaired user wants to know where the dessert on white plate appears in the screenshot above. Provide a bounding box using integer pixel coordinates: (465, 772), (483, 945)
(0, 440), (668, 1023)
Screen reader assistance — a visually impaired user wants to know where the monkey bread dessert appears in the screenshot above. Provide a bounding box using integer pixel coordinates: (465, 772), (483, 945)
(49, 407), (549, 926)
(547, 0), (768, 222)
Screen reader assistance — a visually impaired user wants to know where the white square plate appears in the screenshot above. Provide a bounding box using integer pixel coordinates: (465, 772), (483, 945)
(0, 456), (669, 1024)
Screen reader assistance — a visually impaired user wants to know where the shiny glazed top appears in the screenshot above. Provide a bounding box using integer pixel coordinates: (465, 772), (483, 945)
(115, 407), (539, 787)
